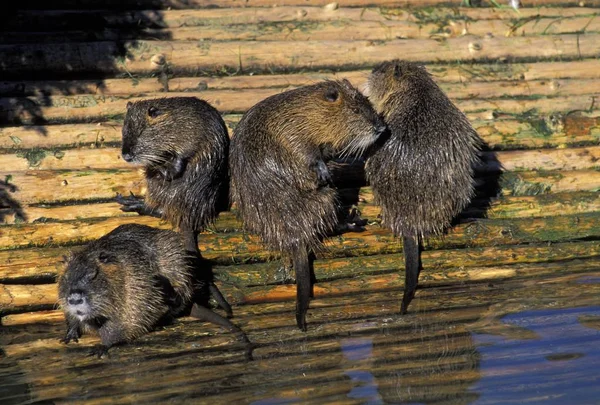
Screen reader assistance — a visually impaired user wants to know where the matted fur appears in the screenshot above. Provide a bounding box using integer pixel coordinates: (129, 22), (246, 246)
(230, 80), (385, 253)
(122, 97), (229, 232)
(365, 60), (481, 238)
(58, 224), (193, 344)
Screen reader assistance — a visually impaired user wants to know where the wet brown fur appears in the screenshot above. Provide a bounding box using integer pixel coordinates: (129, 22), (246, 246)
(58, 224), (194, 354)
(121, 97), (229, 232)
(230, 80), (386, 330)
(365, 60), (481, 313)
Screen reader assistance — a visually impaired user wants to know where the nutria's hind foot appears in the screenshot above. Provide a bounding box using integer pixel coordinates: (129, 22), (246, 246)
(60, 323), (81, 344)
(334, 207), (368, 234)
(209, 283), (233, 318)
(88, 344), (110, 359)
(116, 192), (163, 217)
(190, 304), (253, 360)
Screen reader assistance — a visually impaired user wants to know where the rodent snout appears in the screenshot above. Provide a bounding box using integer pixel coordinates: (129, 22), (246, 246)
(122, 152), (134, 162)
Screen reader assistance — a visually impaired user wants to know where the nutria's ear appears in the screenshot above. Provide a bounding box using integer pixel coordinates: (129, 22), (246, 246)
(147, 106), (162, 118)
(61, 254), (70, 265)
(324, 88), (339, 102)
(126, 101), (132, 110)
(394, 64), (402, 78)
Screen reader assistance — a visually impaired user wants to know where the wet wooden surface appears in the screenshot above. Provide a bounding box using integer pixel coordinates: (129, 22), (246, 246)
(1, 1), (600, 404)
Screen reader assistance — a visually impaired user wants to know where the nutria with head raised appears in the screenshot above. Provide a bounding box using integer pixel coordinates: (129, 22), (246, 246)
(365, 60), (481, 314)
(58, 224), (250, 358)
(230, 80), (386, 331)
(118, 97), (232, 316)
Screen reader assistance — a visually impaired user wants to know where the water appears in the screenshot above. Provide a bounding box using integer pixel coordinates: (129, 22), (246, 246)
(1, 269), (599, 404)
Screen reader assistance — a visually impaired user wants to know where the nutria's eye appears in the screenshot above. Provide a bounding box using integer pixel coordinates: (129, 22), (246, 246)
(324, 89), (339, 102)
(98, 252), (114, 264)
(352, 107), (360, 114)
(84, 267), (99, 281)
(148, 106), (161, 118)
(126, 101), (132, 110)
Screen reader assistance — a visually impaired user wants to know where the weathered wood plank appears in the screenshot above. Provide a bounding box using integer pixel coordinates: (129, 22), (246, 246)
(2, 35), (599, 77)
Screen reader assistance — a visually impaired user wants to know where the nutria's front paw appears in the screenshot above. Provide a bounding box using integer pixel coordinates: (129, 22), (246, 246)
(116, 193), (162, 217)
(60, 328), (81, 344)
(116, 192), (146, 213)
(88, 344), (110, 359)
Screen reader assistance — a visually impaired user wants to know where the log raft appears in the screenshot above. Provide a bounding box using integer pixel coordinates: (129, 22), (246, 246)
(1, 1), (599, 403)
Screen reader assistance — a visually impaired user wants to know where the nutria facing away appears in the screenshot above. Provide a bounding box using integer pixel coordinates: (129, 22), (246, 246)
(118, 97), (232, 316)
(365, 60), (481, 314)
(58, 224), (251, 358)
(230, 80), (386, 331)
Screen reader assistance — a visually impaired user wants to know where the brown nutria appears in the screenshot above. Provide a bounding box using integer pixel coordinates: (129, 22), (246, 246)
(365, 60), (481, 314)
(58, 224), (251, 358)
(230, 80), (387, 331)
(117, 97), (232, 316)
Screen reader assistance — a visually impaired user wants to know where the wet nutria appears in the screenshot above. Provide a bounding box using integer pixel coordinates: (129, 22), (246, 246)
(230, 80), (387, 331)
(58, 224), (251, 358)
(365, 60), (481, 314)
(118, 97), (232, 316)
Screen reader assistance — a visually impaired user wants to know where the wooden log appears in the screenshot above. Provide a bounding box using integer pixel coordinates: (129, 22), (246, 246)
(12, 0), (600, 10)
(1, 34), (600, 77)
(4, 59), (600, 99)
(1, 208), (600, 257)
(1, 83), (598, 124)
(4, 15), (600, 43)
(2, 111), (598, 151)
(3, 169), (145, 205)
(2, 254), (599, 317)
(3, 143), (600, 173)
(6, 7), (599, 32)
(2, 182), (599, 227)
(4, 166), (600, 207)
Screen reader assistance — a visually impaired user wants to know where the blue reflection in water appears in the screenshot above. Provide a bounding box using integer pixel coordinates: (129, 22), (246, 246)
(341, 338), (384, 405)
(470, 306), (600, 404)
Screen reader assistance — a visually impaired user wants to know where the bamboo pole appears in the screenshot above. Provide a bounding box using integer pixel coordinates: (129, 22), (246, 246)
(2, 34), (599, 77)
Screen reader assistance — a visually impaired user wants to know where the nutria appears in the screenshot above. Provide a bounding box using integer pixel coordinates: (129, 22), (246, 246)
(118, 97), (232, 316)
(58, 224), (251, 358)
(365, 60), (481, 314)
(230, 80), (387, 331)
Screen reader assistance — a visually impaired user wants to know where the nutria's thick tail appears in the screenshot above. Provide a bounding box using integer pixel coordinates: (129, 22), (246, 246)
(292, 247), (312, 332)
(401, 233), (422, 315)
(190, 304), (253, 361)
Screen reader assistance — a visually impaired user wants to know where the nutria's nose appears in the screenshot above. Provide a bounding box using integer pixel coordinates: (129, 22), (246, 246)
(122, 153), (133, 162)
(375, 124), (387, 136)
(68, 293), (84, 306)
